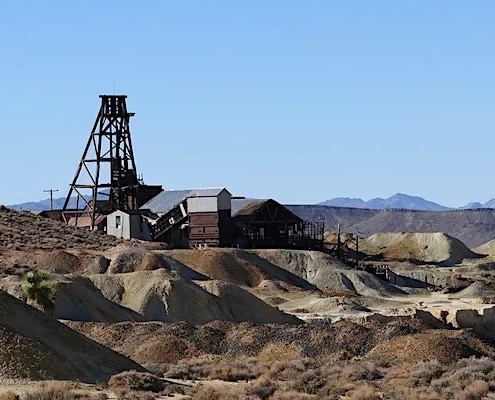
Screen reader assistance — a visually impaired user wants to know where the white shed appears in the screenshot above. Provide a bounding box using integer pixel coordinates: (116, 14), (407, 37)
(106, 210), (151, 240)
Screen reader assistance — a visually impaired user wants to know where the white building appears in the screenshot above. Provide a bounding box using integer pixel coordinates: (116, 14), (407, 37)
(106, 210), (151, 240)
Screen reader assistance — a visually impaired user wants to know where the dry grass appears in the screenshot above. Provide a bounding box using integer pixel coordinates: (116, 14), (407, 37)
(161, 355), (495, 399)
(189, 385), (243, 400)
(0, 393), (19, 400)
(23, 383), (80, 400)
(257, 342), (302, 363)
(107, 370), (166, 392)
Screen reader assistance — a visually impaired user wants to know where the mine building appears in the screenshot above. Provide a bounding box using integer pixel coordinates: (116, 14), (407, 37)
(105, 189), (324, 250)
(231, 198), (324, 250)
(61, 94), (324, 251)
(106, 209), (153, 240)
(136, 187), (233, 248)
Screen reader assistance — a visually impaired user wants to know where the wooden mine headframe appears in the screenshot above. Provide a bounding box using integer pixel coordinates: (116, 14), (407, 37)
(62, 95), (140, 229)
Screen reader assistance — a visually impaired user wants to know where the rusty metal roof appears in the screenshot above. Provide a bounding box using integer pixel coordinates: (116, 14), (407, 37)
(231, 198), (269, 217)
(67, 214), (107, 227)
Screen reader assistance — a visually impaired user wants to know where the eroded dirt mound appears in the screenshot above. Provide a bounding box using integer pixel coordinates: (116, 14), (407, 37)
(67, 317), (494, 366)
(108, 249), (171, 274)
(248, 249), (403, 296)
(0, 275), (144, 323)
(35, 250), (81, 274)
(0, 207), (119, 252)
(88, 270), (299, 324)
(164, 249), (402, 297)
(475, 239), (495, 256)
(164, 249), (314, 289)
(456, 281), (495, 297)
(0, 290), (143, 382)
(362, 232), (482, 265)
(198, 280), (301, 323)
(366, 331), (482, 364)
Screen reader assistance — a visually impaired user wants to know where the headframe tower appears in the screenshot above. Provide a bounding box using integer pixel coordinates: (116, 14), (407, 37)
(62, 95), (140, 229)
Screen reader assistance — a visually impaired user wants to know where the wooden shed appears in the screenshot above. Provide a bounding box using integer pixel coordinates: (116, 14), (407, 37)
(187, 188), (233, 248)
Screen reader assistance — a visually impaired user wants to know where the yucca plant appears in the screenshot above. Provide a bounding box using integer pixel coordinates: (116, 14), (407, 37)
(20, 270), (58, 313)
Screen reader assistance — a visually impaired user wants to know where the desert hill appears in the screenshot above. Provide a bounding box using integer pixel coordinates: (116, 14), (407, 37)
(67, 317), (495, 367)
(0, 206), (119, 253)
(360, 232), (482, 266)
(289, 205), (495, 248)
(0, 290), (143, 382)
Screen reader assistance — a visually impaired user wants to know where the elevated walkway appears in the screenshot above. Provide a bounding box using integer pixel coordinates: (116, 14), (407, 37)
(149, 201), (188, 240)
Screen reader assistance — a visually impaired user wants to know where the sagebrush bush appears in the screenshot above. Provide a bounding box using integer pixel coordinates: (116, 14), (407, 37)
(108, 370), (166, 392)
(189, 385), (243, 400)
(0, 393), (19, 400)
(24, 384), (77, 400)
(348, 383), (381, 400)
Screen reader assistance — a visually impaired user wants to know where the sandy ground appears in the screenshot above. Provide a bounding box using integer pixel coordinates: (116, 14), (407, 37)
(4, 207), (495, 396)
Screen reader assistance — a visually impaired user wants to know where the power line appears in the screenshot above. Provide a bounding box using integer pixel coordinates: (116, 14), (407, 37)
(43, 189), (59, 211)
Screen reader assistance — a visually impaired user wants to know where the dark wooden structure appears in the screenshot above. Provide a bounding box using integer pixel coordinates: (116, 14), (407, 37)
(187, 189), (233, 248)
(189, 210), (232, 247)
(62, 95), (161, 229)
(232, 199), (324, 250)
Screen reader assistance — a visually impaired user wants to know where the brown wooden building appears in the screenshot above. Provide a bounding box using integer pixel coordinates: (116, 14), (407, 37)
(187, 188), (232, 248)
(139, 188), (232, 248)
(231, 198), (324, 250)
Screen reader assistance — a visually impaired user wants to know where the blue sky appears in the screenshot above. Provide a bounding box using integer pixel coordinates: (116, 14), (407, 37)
(1, 1), (494, 207)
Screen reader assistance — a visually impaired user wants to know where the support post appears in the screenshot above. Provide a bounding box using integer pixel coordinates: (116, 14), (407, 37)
(43, 189), (59, 211)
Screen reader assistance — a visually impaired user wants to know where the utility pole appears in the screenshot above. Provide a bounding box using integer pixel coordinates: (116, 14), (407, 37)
(44, 189), (59, 211)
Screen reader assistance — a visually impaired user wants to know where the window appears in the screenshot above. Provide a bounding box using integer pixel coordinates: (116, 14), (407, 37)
(116, 215), (121, 229)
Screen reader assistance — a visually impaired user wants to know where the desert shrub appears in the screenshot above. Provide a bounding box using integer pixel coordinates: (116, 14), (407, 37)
(21, 270), (58, 313)
(455, 380), (490, 400)
(341, 361), (383, 382)
(264, 358), (318, 382)
(347, 383), (381, 400)
(108, 370), (166, 392)
(0, 393), (19, 400)
(410, 360), (446, 385)
(164, 358), (215, 380)
(24, 384), (78, 400)
(209, 359), (261, 381)
(141, 362), (168, 376)
(318, 378), (354, 398)
(189, 385), (243, 400)
(113, 390), (155, 400)
(165, 357), (264, 382)
(270, 391), (317, 400)
(247, 378), (277, 400)
(291, 369), (325, 395)
(257, 342), (302, 363)
(91, 394), (108, 400)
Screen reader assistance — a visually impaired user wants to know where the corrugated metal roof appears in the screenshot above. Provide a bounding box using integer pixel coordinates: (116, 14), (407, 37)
(140, 190), (191, 214)
(231, 198), (269, 217)
(140, 188), (230, 214)
(188, 188), (229, 197)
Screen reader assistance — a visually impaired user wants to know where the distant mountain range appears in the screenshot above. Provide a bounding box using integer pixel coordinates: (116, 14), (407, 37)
(318, 193), (495, 211)
(7, 194), (95, 211)
(6, 192), (495, 212)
